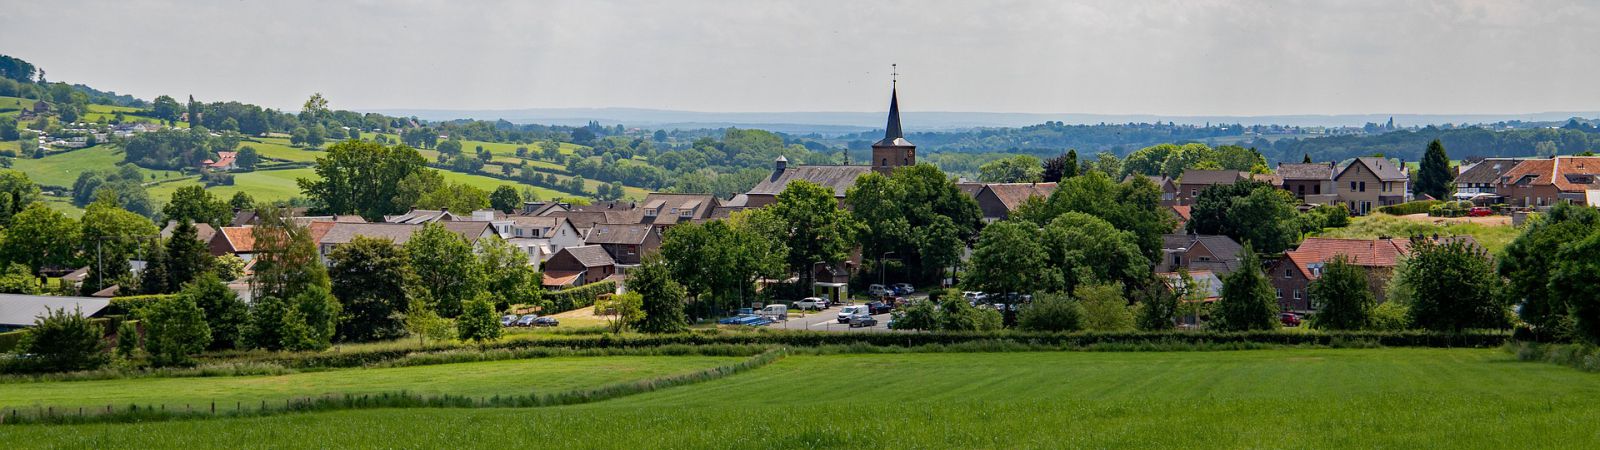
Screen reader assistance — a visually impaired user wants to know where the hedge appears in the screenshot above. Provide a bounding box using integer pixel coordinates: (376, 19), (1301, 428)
(0, 330), (26, 354)
(105, 295), (178, 316)
(546, 281), (614, 314)
(1378, 200), (1442, 216)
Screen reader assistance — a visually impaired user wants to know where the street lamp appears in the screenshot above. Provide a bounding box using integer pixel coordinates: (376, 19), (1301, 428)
(879, 251), (896, 292)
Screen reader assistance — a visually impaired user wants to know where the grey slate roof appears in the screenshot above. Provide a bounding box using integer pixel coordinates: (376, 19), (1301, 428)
(318, 223), (424, 245)
(1178, 170), (1246, 185)
(1456, 158), (1522, 185)
(1277, 163), (1335, 180)
(1343, 157), (1409, 181)
(585, 223), (653, 245)
(0, 294), (111, 327)
(747, 165), (873, 197)
(562, 245), (616, 268)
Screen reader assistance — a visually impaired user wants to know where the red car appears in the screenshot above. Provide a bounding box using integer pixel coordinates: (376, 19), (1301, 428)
(1280, 312), (1302, 327)
(1468, 207), (1492, 217)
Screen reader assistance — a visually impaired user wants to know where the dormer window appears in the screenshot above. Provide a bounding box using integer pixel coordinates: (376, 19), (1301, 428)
(680, 208), (693, 218)
(645, 209), (658, 216)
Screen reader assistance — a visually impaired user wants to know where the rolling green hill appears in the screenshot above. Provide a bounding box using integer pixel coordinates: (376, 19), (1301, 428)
(10, 145), (184, 188)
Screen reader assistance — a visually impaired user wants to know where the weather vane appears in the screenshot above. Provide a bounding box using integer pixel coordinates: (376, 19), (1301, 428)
(891, 63), (898, 87)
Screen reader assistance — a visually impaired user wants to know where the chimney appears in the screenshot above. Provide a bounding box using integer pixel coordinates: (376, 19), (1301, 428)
(774, 155), (788, 173)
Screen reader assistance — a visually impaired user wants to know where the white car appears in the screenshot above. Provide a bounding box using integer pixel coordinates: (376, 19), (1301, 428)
(837, 305), (870, 323)
(963, 291), (989, 303)
(868, 284), (889, 296)
(794, 297), (829, 310)
(757, 304), (788, 321)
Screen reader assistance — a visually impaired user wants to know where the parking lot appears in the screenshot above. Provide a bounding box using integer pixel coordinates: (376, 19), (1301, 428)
(765, 304), (895, 332)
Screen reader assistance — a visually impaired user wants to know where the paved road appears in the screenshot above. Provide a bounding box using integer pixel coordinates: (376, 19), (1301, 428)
(766, 304), (893, 332)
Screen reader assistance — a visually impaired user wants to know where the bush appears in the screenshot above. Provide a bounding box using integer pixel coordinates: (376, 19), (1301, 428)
(456, 295), (503, 344)
(11, 307), (108, 373)
(105, 294), (178, 315)
(142, 294), (211, 367)
(0, 329), (27, 353)
(547, 281), (615, 314)
(1077, 281), (1134, 331)
(1370, 302), (1410, 331)
(1018, 293), (1084, 332)
(1378, 200), (1442, 216)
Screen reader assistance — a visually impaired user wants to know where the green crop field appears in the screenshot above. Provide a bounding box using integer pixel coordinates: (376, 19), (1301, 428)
(8, 348), (1598, 448)
(0, 355), (739, 409)
(10, 145), (183, 188)
(1314, 214), (1520, 255)
(239, 137), (320, 162)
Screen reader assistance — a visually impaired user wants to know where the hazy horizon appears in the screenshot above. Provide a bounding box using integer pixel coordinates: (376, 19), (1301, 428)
(5, 1), (1599, 117)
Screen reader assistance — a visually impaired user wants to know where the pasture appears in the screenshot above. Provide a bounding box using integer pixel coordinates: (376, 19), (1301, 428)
(8, 348), (1598, 448)
(1313, 214), (1519, 255)
(9, 145), (183, 188)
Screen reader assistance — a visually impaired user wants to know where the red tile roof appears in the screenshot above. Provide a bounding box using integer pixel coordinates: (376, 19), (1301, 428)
(1170, 205), (1192, 220)
(1504, 156), (1600, 192)
(218, 226), (258, 253)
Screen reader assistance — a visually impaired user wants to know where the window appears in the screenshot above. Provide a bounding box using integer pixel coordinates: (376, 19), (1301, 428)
(1297, 185), (1306, 196)
(882, 158), (888, 166)
(644, 208), (658, 216)
(1284, 268), (1293, 278)
(1313, 184), (1321, 194)
(1350, 181), (1357, 191)
(1276, 288), (1283, 299)
(1359, 181), (1367, 192)
(680, 208), (694, 218)
(1293, 289), (1302, 299)
(1190, 189), (1198, 196)
(1171, 254), (1181, 266)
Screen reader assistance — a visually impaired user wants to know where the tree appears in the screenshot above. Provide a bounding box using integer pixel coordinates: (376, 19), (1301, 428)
(661, 212), (788, 317)
(165, 220), (213, 288)
(115, 320), (141, 359)
(1040, 212), (1149, 294)
(1551, 231), (1600, 345)
(404, 223), (482, 317)
(456, 294), (502, 344)
(0, 262), (40, 294)
(164, 186), (232, 227)
(235, 146), (260, 170)
(1076, 281), (1134, 331)
(596, 292), (644, 334)
(245, 295), (290, 350)
(79, 196), (158, 292)
(212, 254), (246, 281)
(1416, 139), (1454, 200)
(1500, 203), (1599, 340)
(1020, 171), (1171, 261)
(142, 293), (211, 366)
(17, 307), (107, 372)
(978, 155), (1044, 183)
(1212, 245), (1278, 331)
(1307, 255), (1375, 330)
(489, 185), (522, 213)
(889, 299), (941, 330)
(182, 273), (246, 350)
(227, 191), (254, 211)
(1041, 150), (1079, 183)
(1187, 181), (1301, 254)
(1018, 292), (1084, 332)
(631, 255), (687, 333)
(329, 236), (413, 342)
(138, 241), (170, 295)
(477, 235), (541, 311)
(404, 298), (452, 346)
(414, 181), (490, 213)
(967, 220), (1049, 296)
(1403, 239), (1506, 331)
(936, 296), (1003, 331)
(285, 285), (340, 351)
(151, 95), (182, 122)
(305, 124), (327, 148)
(845, 165), (981, 285)
(770, 180), (858, 287)
(249, 206), (329, 301)
(0, 202), (78, 274)
(0, 169), (42, 226)
(297, 140), (430, 220)
(1134, 275), (1180, 331)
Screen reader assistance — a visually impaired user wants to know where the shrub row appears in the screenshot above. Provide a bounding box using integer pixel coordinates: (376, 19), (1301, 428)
(0, 331), (25, 354)
(1510, 341), (1600, 372)
(1378, 200), (1442, 216)
(104, 295), (177, 315)
(546, 281), (614, 313)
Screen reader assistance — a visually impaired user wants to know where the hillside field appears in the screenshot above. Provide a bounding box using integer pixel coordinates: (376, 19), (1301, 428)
(8, 348), (1600, 448)
(10, 145), (184, 188)
(1313, 214), (1520, 255)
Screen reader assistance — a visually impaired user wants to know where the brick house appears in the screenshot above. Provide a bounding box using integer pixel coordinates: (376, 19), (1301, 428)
(1334, 157), (1409, 215)
(1175, 170), (1246, 205)
(1276, 162), (1338, 204)
(1453, 158), (1521, 203)
(583, 223), (660, 266)
(973, 182), (1057, 221)
(541, 245), (617, 288)
(1268, 236), (1478, 313)
(1497, 156), (1600, 207)
(1157, 234), (1246, 276)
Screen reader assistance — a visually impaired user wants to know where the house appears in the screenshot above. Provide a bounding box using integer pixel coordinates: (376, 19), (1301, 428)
(1334, 157), (1410, 215)
(955, 182), (987, 199)
(1266, 236), (1482, 313)
(1453, 158), (1521, 203)
(1169, 205), (1191, 233)
(1123, 174), (1178, 206)
(1157, 234), (1246, 276)
(1276, 162), (1338, 204)
(383, 209), (461, 224)
(503, 216), (585, 268)
(742, 86), (916, 207)
(203, 151), (238, 171)
(1175, 170), (1246, 205)
(316, 223), (424, 256)
(521, 201), (571, 216)
(161, 221), (218, 244)
(972, 183), (1057, 221)
(541, 245), (617, 288)
(1159, 270), (1223, 303)
(209, 226), (259, 259)
(0, 294), (110, 332)
(1496, 156), (1600, 207)
(583, 223), (661, 266)
(637, 193), (716, 228)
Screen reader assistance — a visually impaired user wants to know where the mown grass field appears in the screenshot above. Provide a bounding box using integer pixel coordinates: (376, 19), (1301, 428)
(142, 166), (579, 205)
(9, 348), (1599, 448)
(1314, 214), (1520, 255)
(0, 355), (740, 410)
(10, 145), (183, 187)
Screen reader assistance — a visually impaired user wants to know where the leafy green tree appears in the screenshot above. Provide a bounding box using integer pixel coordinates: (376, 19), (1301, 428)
(1307, 255), (1374, 330)
(115, 320), (141, 359)
(477, 236), (542, 311)
(1040, 212), (1149, 294)
(0, 169), (41, 226)
(1549, 231), (1600, 344)
(1187, 180), (1301, 253)
(0, 262), (39, 294)
(182, 273), (246, 350)
(285, 285), (340, 351)
(404, 298), (453, 346)
(163, 185), (232, 225)
(1500, 204), (1599, 340)
(227, 191), (254, 211)
(1041, 149), (1078, 182)
(1019, 171), (1171, 261)
(456, 294), (502, 345)
(0, 202), (79, 275)
(631, 255), (687, 333)
(16, 307), (107, 372)
(596, 292), (644, 334)
(165, 220), (213, 289)
(1416, 139), (1454, 200)
(245, 296), (291, 350)
(1403, 239), (1507, 331)
(846, 165), (982, 285)
(80, 197), (156, 292)
(404, 223), (483, 317)
(326, 236), (413, 342)
(1134, 274), (1180, 331)
(249, 206), (329, 301)
(138, 241), (170, 295)
(770, 180), (858, 287)
(212, 254), (246, 281)
(235, 146), (259, 170)
(978, 155), (1044, 183)
(1213, 245), (1279, 331)
(298, 140), (430, 220)
(489, 185), (522, 213)
(889, 299), (940, 330)
(1077, 281), (1134, 331)
(414, 181), (491, 213)
(1017, 292), (1084, 332)
(142, 293), (211, 366)
(966, 221), (1049, 296)
(661, 213), (788, 316)
(152, 95), (182, 122)
(937, 297), (1003, 331)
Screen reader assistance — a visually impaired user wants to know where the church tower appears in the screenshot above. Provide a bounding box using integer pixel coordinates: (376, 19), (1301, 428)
(871, 71), (914, 174)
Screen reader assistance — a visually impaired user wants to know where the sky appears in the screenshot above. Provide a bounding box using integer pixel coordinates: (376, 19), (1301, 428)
(4, 0), (1599, 116)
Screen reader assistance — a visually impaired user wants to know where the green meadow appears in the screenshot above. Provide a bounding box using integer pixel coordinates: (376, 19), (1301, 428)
(8, 348), (1599, 449)
(10, 145), (183, 187)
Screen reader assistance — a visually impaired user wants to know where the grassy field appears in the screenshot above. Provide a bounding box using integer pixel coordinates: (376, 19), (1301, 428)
(142, 166), (579, 205)
(1314, 214), (1520, 255)
(0, 355), (739, 410)
(9, 348), (1600, 448)
(9, 145), (184, 187)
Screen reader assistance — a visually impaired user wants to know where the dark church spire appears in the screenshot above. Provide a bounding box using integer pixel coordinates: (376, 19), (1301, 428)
(884, 64), (902, 140)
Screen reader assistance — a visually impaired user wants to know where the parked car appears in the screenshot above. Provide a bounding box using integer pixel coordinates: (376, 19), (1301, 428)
(515, 314), (539, 327)
(718, 314), (757, 325)
(742, 315), (775, 327)
(867, 301), (893, 315)
(892, 283), (914, 295)
(1280, 312), (1302, 327)
(1469, 207), (1492, 217)
(848, 313), (879, 328)
(533, 317), (559, 327)
(963, 291), (989, 303)
(757, 304), (788, 321)
(500, 314), (519, 327)
(838, 305), (870, 323)
(794, 297), (830, 310)
(867, 284), (889, 296)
